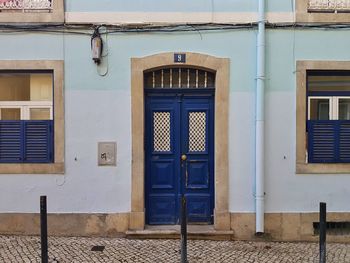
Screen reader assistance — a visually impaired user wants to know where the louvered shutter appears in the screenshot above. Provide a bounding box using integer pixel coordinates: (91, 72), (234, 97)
(24, 120), (53, 163)
(339, 122), (350, 162)
(308, 120), (350, 163)
(0, 120), (53, 163)
(308, 121), (337, 163)
(0, 121), (22, 162)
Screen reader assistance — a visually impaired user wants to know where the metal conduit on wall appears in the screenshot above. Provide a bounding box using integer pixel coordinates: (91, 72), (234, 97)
(255, 0), (266, 234)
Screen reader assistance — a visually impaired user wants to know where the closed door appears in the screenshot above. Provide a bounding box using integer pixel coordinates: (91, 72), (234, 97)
(145, 93), (214, 224)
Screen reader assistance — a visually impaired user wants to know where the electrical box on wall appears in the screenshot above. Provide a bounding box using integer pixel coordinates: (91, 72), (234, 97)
(98, 142), (116, 166)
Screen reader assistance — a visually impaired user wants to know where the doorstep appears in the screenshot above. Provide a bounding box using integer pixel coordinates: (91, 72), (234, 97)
(126, 225), (234, 240)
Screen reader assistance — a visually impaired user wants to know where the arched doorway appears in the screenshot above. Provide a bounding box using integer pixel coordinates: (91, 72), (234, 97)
(130, 52), (230, 230)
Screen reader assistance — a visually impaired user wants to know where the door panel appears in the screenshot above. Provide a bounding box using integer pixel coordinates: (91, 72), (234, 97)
(186, 194), (212, 222)
(146, 94), (214, 225)
(148, 194), (177, 224)
(146, 97), (180, 224)
(186, 160), (209, 189)
(182, 97), (214, 223)
(150, 160), (175, 190)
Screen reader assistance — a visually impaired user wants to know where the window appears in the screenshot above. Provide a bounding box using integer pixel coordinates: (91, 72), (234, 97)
(296, 0), (350, 23)
(0, 0), (64, 23)
(297, 61), (350, 174)
(0, 72), (53, 163)
(0, 61), (64, 174)
(307, 71), (350, 163)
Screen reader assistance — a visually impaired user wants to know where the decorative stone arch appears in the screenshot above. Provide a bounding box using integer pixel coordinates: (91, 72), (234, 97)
(130, 52), (230, 230)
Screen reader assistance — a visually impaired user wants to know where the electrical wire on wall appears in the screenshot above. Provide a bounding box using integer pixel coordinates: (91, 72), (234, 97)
(1, 22), (350, 79)
(1, 22), (350, 35)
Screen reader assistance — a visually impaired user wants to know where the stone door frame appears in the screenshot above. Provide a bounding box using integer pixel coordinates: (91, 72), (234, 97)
(130, 52), (230, 230)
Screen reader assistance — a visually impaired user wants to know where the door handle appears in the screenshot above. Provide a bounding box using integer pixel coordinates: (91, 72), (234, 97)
(181, 154), (187, 161)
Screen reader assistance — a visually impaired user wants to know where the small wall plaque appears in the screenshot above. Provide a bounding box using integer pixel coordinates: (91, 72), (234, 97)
(98, 142), (116, 166)
(174, 53), (186, 63)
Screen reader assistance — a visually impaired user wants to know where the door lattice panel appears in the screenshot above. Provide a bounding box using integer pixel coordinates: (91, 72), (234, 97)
(153, 112), (171, 152)
(189, 112), (206, 152)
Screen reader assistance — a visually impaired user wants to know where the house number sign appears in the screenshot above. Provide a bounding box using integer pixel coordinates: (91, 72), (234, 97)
(174, 53), (186, 63)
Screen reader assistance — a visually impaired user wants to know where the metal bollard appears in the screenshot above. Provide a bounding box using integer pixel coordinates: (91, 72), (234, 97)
(319, 202), (326, 263)
(40, 196), (48, 263)
(180, 195), (187, 263)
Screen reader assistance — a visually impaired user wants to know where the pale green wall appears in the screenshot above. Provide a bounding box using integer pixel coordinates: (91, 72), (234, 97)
(1, 28), (350, 213)
(65, 31), (257, 92)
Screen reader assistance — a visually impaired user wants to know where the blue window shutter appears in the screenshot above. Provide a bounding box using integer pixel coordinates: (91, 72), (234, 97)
(0, 121), (22, 162)
(23, 120), (53, 163)
(308, 121), (337, 163)
(339, 122), (350, 162)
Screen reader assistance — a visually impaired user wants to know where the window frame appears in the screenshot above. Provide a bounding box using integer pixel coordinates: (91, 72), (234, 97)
(296, 61), (350, 174)
(0, 60), (64, 174)
(308, 96), (333, 120)
(307, 96), (350, 121)
(296, 0), (350, 23)
(0, 101), (53, 120)
(0, 0), (64, 23)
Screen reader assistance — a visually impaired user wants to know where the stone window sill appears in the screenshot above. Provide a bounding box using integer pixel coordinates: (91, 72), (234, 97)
(297, 163), (350, 174)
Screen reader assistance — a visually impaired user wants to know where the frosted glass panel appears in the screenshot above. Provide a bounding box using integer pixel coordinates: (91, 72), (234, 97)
(0, 73), (52, 101)
(339, 99), (350, 120)
(30, 108), (50, 120)
(1, 108), (20, 120)
(309, 98), (330, 120)
(308, 75), (350, 92)
(30, 74), (53, 101)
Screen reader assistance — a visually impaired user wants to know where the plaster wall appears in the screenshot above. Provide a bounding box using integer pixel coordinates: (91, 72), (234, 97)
(264, 29), (350, 213)
(0, 31), (256, 214)
(0, 28), (349, 216)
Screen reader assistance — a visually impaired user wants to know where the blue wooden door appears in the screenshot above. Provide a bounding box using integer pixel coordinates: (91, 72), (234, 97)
(145, 93), (214, 224)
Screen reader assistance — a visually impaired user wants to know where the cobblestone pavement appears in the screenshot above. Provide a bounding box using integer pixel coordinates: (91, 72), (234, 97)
(0, 235), (349, 263)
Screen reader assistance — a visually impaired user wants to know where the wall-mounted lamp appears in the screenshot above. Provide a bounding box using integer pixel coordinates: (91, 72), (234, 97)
(91, 27), (103, 65)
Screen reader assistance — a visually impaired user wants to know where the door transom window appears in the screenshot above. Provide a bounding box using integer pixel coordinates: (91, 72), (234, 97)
(144, 68), (215, 89)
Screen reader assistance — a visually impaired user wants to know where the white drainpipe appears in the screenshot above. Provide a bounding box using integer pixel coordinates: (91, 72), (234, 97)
(255, 0), (266, 234)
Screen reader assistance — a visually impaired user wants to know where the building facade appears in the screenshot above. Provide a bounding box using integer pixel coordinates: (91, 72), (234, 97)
(0, 0), (350, 242)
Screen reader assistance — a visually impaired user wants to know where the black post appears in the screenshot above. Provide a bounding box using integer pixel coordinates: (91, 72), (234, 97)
(40, 196), (48, 263)
(180, 195), (187, 263)
(319, 202), (326, 263)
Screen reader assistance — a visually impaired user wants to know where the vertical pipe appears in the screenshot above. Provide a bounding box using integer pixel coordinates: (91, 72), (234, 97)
(255, 0), (266, 234)
(319, 202), (327, 263)
(40, 196), (48, 263)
